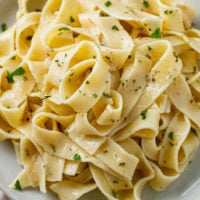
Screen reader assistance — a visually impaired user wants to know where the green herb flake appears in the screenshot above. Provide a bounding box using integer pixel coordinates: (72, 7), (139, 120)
(64, 129), (70, 135)
(148, 46), (152, 51)
(146, 54), (151, 59)
(143, 0), (150, 8)
(112, 180), (119, 184)
(103, 92), (112, 98)
(73, 153), (81, 161)
(112, 25), (119, 31)
(15, 180), (22, 191)
(6, 67), (26, 83)
(104, 0), (112, 7)
(58, 27), (70, 31)
(118, 162), (126, 167)
(93, 93), (98, 98)
(100, 12), (110, 17)
(1, 23), (7, 32)
(173, 52), (179, 62)
(23, 76), (28, 81)
(70, 16), (75, 23)
(168, 131), (174, 140)
(112, 190), (117, 197)
(49, 144), (56, 152)
(140, 109), (148, 120)
(43, 95), (51, 99)
(164, 10), (173, 15)
(150, 28), (162, 39)
(11, 56), (16, 60)
(85, 80), (90, 84)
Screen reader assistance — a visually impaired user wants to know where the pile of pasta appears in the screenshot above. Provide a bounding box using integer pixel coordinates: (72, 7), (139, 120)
(0, 0), (200, 199)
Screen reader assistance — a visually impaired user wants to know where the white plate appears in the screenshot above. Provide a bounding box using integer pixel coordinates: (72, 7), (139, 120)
(0, 0), (200, 200)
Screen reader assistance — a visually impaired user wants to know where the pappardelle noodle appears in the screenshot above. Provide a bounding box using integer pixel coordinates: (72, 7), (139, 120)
(0, 0), (200, 199)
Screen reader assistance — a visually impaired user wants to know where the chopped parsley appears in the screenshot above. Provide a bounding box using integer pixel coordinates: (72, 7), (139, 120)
(70, 16), (75, 23)
(6, 67), (26, 83)
(148, 46), (152, 51)
(112, 190), (117, 197)
(23, 76), (28, 81)
(15, 180), (22, 191)
(173, 52), (179, 62)
(49, 144), (56, 152)
(112, 25), (119, 31)
(119, 162), (126, 167)
(85, 80), (90, 84)
(103, 92), (112, 98)
(42, 95), (51, 99)
(140, 109), (148, 120)
(168, 131), (174, 140)
(93, 93), (98, 98)
(143, 0), (150, 8)
(104, 0), (112, 7)
(1, 23), (7, 32)
(11, 55), (16, 60)
(64, 128), (70, 135)
(58, 27), (70, 31)
(164, 10), (173, 15)
(73, 153), (81, 161)
(150, 28), (162, 39)
(112, 180), (119, 184)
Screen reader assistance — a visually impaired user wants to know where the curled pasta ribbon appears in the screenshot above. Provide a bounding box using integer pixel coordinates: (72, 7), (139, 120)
(90, 165), (131, 200)
(0, 101), (27, 127)
(95, 139), (139, 180)
(0, 26), (15, 58)
(119, 139), (154, 200)
(165, 29), (200, 54)
(149, 162), (180, 191)
(59, 41), (111, 113)
(41, 0), (81, 26)
(0, 115), (22, 141)
(159, 113), (190, 172)
(32, 112), (108, 170)
(0, 64), (35, 127)
(46, 39), (100, 89)
(50, 180), (97, 200)
(118, 40), (182, 131)
(114, 104), (160, 141)
(10, 137), (46, 193)
(28, 60), (49, 92)
(95, 0), (162, 36)
(1, 0), (200, 199)
(96, 90), (123, 125)
(97, 16), (134, 68)
(32, 112), (82, 158)
(15, 12), (41, 56)
(68, 113), (107, 155)
(42, 23), (96, 52)
(167, 75), (200, 128)
(117, 51), (152, 118)
(43, 152), (65, 182)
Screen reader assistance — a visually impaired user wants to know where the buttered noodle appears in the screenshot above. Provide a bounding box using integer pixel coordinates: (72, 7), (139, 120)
(0, 0), (200, 199)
